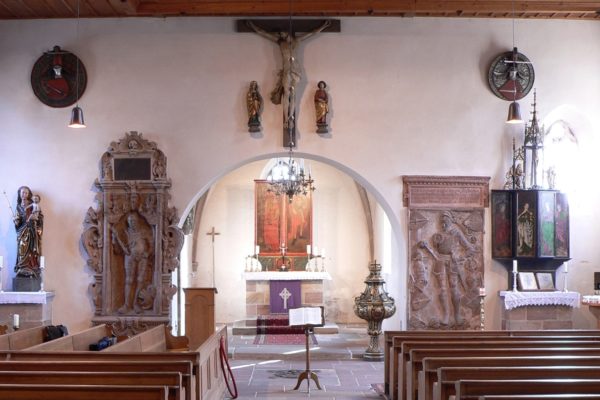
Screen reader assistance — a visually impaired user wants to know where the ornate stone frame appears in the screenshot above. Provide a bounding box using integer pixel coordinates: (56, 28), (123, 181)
(403, 175), (489, 330)
(82, 131), (184, 334)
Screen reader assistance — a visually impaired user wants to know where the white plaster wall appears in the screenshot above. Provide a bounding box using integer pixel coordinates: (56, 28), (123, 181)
(190, 159), (369, 324)
(0, 17), (598, 332)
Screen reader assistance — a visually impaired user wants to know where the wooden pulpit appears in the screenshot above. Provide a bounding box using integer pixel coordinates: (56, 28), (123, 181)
(184, 288), (216, 350)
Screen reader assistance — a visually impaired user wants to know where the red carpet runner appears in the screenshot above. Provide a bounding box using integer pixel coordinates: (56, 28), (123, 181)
(254, 315), (319, 345)
(253, 333), (317, 345)
(256, 314), (304, 335)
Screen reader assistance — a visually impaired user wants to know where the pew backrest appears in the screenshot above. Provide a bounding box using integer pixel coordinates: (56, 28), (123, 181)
(6, 325), (48, 350)
(104, 324), (188, 352)
(0, 383), (168, 400)
(405, 341), (600, 399)
(434, 366), (600, 400)
(386, 330), (600, 400)
(0, 371), (181, 400)
(455, 379), (600, 399)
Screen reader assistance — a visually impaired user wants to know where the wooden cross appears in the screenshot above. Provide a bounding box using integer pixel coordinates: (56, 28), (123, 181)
(279, 287), (291, 309)
(206, 226), (220, 242)
(207, 227), (221, 292)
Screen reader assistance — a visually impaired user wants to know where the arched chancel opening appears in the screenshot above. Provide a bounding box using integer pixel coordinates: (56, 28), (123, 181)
(172, 153), (406, 334)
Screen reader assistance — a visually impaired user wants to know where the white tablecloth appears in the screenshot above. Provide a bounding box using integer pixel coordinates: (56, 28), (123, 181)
(243, 271), (332, 281)
(500, 290), (581, 310)
(0, 291), (54, 304)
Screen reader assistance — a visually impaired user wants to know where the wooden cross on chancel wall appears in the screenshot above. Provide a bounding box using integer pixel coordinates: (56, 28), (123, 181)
(207, 227), (220, 292)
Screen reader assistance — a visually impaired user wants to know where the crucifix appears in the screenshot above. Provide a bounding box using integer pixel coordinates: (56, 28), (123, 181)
(206, 226), (220, 292)
(240, 19), (338, 148)
(279, 287), (291, 310)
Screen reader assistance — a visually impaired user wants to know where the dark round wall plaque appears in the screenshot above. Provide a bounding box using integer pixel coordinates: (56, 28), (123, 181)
(488, 48), (534, 101)
(31, 45), (87, 108)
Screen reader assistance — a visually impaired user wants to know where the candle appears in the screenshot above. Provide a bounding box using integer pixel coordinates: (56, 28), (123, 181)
(564, 262), (569, 273)
(313, 246), (319, 257)
(255, 245), (260, 255)
(479, 287), (486, 296)
(39, 256), (45, 269)
(321, 248), (326, 258)
(0, 255), (3, 268)
(306, 245), (311, 255)
(512, 260), (518, 273)
(13, 314), (19, 329)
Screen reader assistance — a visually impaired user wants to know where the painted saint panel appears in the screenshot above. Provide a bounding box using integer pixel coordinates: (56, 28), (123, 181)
(255, 181), (312, 256)
(255, 182), (282, 254)
(516, 191), (536, 257)
(554, 192), (570, 257)
(538, 191), (555, 257)
(491, 191), (512, 258)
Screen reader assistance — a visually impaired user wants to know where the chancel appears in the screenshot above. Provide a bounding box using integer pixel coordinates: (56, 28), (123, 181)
(1, 1), (600, 398)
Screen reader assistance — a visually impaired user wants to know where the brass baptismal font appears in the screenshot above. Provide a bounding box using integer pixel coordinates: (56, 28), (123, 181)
(354, 261), (396, 361)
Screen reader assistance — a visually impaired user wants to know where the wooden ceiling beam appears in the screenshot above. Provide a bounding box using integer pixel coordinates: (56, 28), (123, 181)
(1, 0), (599, 19)
(107, 0), (140, 16)
(134, 0), (600, 17)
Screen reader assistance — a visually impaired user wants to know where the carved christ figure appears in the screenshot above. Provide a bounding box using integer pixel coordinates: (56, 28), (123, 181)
(246, 20), (331, 137)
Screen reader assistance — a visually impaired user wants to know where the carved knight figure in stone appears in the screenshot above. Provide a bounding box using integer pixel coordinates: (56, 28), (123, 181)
(417, 210), (481, 328)
(112, 212), (154, 314)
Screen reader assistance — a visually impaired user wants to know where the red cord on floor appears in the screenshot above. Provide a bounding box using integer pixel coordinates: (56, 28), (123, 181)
(219, 335), (238, 399)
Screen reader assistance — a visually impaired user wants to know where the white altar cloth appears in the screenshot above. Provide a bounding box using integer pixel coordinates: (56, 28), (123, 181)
(243, 271), (332, 281)
(0, 291), (55, 304)
(500, 290), (580, 310)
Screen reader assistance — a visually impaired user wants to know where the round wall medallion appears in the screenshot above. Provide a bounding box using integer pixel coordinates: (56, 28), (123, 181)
(31, 45), (87, 108)
(488, 48), (534, 101)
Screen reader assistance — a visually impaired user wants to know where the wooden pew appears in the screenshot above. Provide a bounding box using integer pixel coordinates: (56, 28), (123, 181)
(9, 324), (228, 400)
(396, 336), (600, 400)
(434, 366), (600, 400)
(385, 330), (516, 399)
(402, 336), (600, 399)
(104, 324), (188, 352)
(6, 325), (47, 350)
(0, 370), (181, 400)
(387, 330), (600, 400)
(0, 360), (191, 400)
(24, 324), (114, 351)
(455, 379), (600, 399)
(477, 395), (600, 400)
(408, 346), (600, 400)
(422, 356), (600, 400)
(0, 384), (169, 400)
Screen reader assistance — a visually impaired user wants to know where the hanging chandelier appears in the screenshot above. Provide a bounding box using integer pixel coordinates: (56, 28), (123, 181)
(267, 145), (315, 202)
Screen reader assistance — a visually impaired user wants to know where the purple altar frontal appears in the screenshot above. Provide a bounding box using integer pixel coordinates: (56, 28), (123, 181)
(269, 280), (301, 314)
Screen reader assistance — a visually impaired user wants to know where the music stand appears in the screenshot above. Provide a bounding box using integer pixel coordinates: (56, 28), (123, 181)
(289, 306), (325, 393)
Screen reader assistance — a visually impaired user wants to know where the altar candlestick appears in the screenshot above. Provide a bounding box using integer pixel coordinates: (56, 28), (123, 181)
(512, 260), (518, 273)
(13, 314), (19, 329)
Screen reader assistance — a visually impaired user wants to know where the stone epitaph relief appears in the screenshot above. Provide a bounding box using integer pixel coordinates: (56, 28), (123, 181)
(82, 131), (184, 332)
(403, 176), (489, 330)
